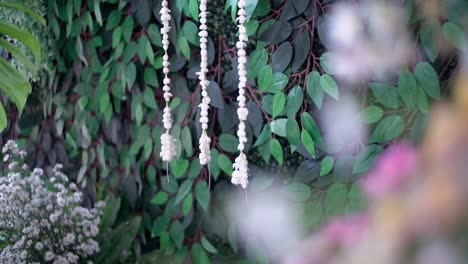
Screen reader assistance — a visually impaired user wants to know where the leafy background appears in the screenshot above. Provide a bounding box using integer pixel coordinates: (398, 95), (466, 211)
(1, 0), (466, 263)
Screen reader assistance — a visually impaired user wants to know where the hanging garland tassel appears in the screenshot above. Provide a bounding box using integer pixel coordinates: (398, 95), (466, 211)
(232, 0), (249, 189)
(159, 0), (176, 164)
(198, 0), (211, 166)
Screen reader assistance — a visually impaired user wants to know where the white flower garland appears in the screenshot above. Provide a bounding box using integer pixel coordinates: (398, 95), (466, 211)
(198, 0), (211, 166)
(231, 0), (250, 189)
(159, 0), (176, 163)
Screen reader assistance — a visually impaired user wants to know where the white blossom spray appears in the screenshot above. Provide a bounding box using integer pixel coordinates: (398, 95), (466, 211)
(231, 0), (250, 189)
(198, 0), (212, 171)
(159, 0), (176, 178)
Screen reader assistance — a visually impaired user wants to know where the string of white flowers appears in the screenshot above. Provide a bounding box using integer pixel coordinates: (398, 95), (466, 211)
(198, 0), (211, 167)
(159, 0), (176, 168)
(231, 0), (249, 189)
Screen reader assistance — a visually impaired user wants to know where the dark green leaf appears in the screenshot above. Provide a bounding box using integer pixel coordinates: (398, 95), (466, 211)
(286, 85), (303, 117)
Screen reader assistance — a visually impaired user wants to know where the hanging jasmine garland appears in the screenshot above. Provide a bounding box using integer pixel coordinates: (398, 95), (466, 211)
(231, 0), (250, 189)
(198, 0), (211, 166)
(159, 0), (176, 164)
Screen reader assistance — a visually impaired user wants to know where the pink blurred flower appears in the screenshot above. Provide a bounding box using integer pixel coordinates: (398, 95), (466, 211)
(322, 213), (370, 247)
(362, 142), (418, 199)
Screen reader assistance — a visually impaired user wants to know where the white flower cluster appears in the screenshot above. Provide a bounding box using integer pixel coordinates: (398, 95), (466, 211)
(159, 0), (177, 162)
(198, 0), (211, 165)
(231, 0), (250, 189)
(0, 140), (105, 264)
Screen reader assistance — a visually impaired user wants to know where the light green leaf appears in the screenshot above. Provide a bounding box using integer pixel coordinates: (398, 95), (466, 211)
(306, 71), (324, 109)
(151, 192), (169, 205)
(286, 85), (303, 118)
(270, 138), (283, 166)
(286, 118), (300, 148)
(301, 130), (315, 158)
(195, 181), (210, 211)
(175, 180), (193, 204)
(217, 154), (233, 176)
(320, 156), (334, 176)
(320, 74), (339, 100)
(360, 106), (383, 124)
(201, 237), (218, 254)
(272, 92), (286, 118)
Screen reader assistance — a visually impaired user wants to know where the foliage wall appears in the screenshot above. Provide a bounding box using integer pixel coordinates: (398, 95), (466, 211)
(2, 0), (466, 262)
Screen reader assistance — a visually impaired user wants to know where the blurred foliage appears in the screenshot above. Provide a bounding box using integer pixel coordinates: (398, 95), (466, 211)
(0, 0), (466, 263)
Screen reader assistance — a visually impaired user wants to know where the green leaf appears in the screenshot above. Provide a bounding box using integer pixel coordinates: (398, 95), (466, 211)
(93, 0), (103, 26)
(286, 118), (300, 148)
(272, 92), (286, 118)
(268, 72), (289, 93)
(126, 63), (137, 88)
(398, 70), (418, 109)
(151, 192), (169, 205)
(353, 145), (384, 174)
(147, 24), (162, 47)
(122, 16), (134, 42)
(189, 0), (199, 22)
(254, 124), (271, 146)
(245, 0), (259, 20)
(270, 138), (283, 166)
(182, 127), (193, 156)
(105, 10), (122, 31)
(219, 133), (239, 153)
(442, 22), (466, 50)
(370, 115), (405, 143)
(143, 88), (158, 110)
(182, 193), (193, 216)
(286, 85), (303, 118)
(0, 57), (31, 113)
(360, 106), (383, 124)
(420, 21), (440, 62)
(270, 118), (288, 137)
(301, 113), (321, 144)
(414, 61), (440, 99)
(175, 180), (193, 204)
(325, 184), (348, 216)
(112, 27), (122, 48)
(0, 20), (41, 61)
(258, 65), (273, 92)
(170, 221), (184, 248)
(0, 104), (6, 131)
(177, 34), (191, 60)
(306, 71), (324, 109)
(170, 159), (189, 179)
(144, 68), (158, 87)
(320, 156), (334, 176)
(370, 82), (400, 109)
(195, 181), (211, 211)
(283, 182), (311, 202)
(416, 86), (429, 113)
(217, 154), (233, 176)
(182, 21), (200, 46)
(0, 38), (35, 73)
(301, 130), (315, 158)
(75, 37), (87, 66)
(320, 74), (339, 100)
(192, 243), (210, 264)
(247, 48), (268, 80)
(201, 237), (218, 254)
